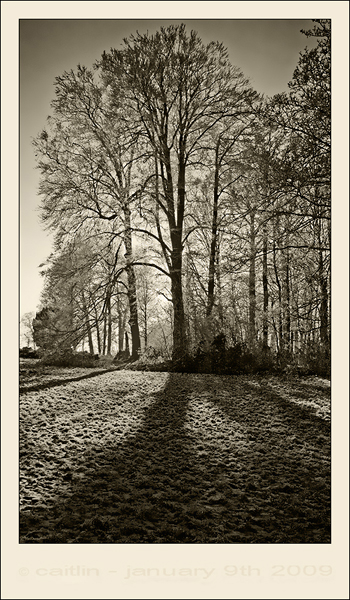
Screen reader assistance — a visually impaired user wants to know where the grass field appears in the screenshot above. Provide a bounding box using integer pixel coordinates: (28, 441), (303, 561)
(19, 364), (331, 543)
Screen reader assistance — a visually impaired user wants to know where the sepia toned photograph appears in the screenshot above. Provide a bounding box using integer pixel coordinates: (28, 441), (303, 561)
(19, 18), (331, 547)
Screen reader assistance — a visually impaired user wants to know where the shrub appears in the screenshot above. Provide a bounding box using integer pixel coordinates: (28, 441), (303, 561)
(299, 345), (330, 378)
(19, 347), (39, 359)
(171, 337), (255, 375)
(113, 349), (131, 363)
(124, 346), (167, 369)
(170, 353), (199, 373)
(223, 342), (254, 374)
(98, 354), (114, 365)
(109, 336), (330, 378)
(39, 348), (99, 368)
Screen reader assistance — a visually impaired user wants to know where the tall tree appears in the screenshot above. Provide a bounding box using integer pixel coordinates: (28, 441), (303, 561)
(98, 24), (258, 359)
(20, 312), (36, 349)
(267, 20), (331, 352)
(33, 66), (141, 359)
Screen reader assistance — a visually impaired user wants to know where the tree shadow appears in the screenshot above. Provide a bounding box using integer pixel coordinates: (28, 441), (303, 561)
(19, 372), (330, 544)
(19, 366), (120, 394)
(196, 375), (331, 542)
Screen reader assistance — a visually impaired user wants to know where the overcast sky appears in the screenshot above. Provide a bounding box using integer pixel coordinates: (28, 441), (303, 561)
(19, 18), (320, 317)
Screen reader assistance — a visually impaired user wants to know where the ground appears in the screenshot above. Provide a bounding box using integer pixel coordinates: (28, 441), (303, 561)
(19, 360), (331, 544)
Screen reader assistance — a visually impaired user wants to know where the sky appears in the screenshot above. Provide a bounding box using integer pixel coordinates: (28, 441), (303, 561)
(18, 17), (321, 319)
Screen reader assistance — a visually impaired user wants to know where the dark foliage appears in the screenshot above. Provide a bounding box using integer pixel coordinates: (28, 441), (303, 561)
(165, 336), (276, 375)
(299, 345), (331, 379)
(135, 335), (330, 379)
(40, 348), (100, 368)
(113, 349), (131, 363)
(19, 347), (39, 359)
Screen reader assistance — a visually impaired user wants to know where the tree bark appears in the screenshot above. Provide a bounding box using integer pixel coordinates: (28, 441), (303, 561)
(273, 218), (283, 352)
(262, 224), (269, 350)
(117, 293), (126, 354)
(125, 331), (130, 356)
(207, 141), (220, 318)
(248, 209), (256, 347)
(171, 149), (188, 360)
(82, 291), (94, 354)
(123, 204), (141, 360)
(102, 301), (108, 355)
(318, 221), (329, 350)
(107, 292), (112, 355)
(143, 301), (148, 350)
(94, 302), (101, 355)
(282, 237), (291, 353)
(170, 244), (187, 361)
(158, 145), (188, 360)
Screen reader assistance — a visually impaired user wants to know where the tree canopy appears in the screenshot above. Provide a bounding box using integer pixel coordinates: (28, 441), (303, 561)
(32, 22), (331, 373)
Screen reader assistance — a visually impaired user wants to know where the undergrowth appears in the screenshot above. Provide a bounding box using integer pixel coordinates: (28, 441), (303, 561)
(34, 336), (330, 378)
(130, 335), (330, 379)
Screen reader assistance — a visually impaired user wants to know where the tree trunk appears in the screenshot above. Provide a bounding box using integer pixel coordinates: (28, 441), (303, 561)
(87, 327), (94, 355)
(314, 215), (329, 350)
(102, 312), (107, 355)
(116, 291), (125, 353)
(207, 141), (220, 317)
(216, 247), (224, 328)
(143, 301), (148, 350)
(248, 209), (256, 348)
(282, 239), (291, 353)
(262, 224), (269, 350)
(271, 298), (279, 352)
(160, 145), (188, 361)
(273, 230), (283, 352)
(172, 150), (188, 360)
(319, 245), (329, 350)
(82, 292), (94, 354)
(125, 331), (130, 356)
(123, 205), (141, 360)
(107, 293), (112, 355)
(170, 248), (187, 361)
(94, 303), (101, 355)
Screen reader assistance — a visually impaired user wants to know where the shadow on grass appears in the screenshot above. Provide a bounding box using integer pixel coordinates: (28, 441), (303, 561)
(198, 375), (331, 541)
(19, 367), (120, 394)
(20, 373), (331, 544)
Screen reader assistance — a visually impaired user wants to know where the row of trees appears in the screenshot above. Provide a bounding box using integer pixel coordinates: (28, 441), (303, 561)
(30, 21), (330, 366)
